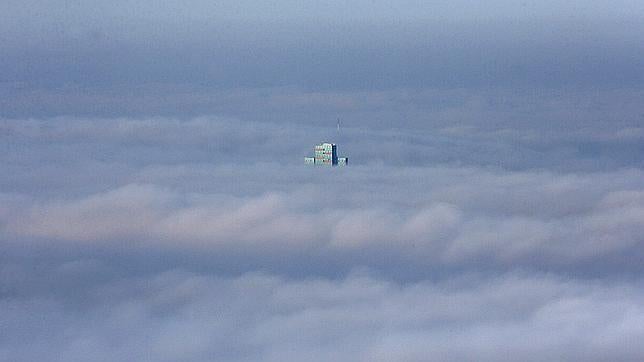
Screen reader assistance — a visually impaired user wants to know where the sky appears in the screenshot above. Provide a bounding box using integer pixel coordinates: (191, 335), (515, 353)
(2, 1), (644, 361)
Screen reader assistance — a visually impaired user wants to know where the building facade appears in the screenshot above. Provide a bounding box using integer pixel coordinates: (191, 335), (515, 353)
(305, 142), (348, 166)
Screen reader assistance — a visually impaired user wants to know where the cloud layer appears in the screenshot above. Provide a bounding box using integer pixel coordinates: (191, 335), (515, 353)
(3, 1), (644, 358)
(2, 1), (644, 118)
(1, 116), (644, 360)
(3, 268), (644, 362)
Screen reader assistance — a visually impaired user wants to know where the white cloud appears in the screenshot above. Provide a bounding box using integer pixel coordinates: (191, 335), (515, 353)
(2, 269), (644, 361)
(2, 116), (644, 360)
(4, 163), (644, 271)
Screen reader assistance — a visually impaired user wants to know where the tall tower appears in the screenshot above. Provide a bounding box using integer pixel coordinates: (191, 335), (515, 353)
(305, 142), (348, 166)
(314, 143), (338, 165)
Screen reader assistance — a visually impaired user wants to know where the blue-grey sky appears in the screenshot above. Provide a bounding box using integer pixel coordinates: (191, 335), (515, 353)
(2, 2), (644, 361)
(1, 0), (644, 118)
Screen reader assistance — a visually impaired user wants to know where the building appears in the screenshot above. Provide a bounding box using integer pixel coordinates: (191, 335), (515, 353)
(305, 142), (348, 166)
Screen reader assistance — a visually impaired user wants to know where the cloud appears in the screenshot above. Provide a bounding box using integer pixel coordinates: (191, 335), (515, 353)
(1, 116), (644, 360)
(2, 1), (644, 358)
(2, 0), (644, 108)
(4, 171), (644, 274)
(2, 268), (644, 362)
(2, 117), (644, 276)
